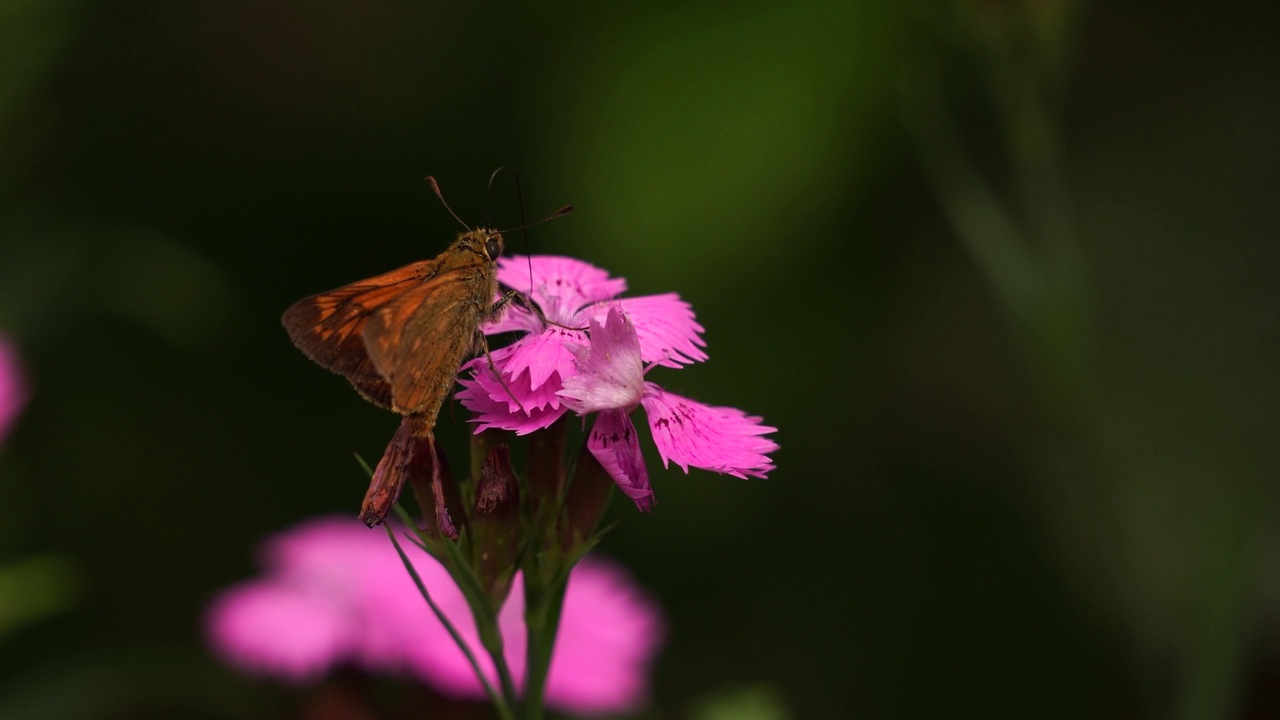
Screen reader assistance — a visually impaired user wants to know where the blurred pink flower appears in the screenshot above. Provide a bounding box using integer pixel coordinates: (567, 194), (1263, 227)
(207, 516), (664, 714)
(0, 334), (29, 445)
(457, 256), (777, 510)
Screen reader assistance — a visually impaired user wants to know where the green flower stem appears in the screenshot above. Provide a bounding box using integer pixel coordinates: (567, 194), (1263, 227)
(384, 523), (515, 720)
(518, 415), (572, 719)
(432, 520), (522, 710)
(526, 416), (568, 534)
(477, 617), (521, 713)
(522, 564), (571, 720)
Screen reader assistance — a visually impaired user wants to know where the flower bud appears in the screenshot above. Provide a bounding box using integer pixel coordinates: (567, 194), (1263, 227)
(558, 441), (616, 554)
(470, 439), (521, 605)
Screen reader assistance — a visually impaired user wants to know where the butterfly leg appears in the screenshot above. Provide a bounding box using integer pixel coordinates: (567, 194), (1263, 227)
(486, 288), (522, 319)
(422, 429), (458, 538)
(511, 291), (589, 332)
(361, 417), (416, 527)
(490, 287), (588, 332)
(474, 329), (528, 416)
(487, 287), (586, 333)
(361, 417), (458, 538)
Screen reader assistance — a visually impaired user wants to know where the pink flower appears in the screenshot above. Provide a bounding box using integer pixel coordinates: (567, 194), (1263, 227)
(207, 517), (664, 714)
(456, 255), (706, 436)
(559, 308), (778, 509)
(0, 334), (29, 446)
(457, 256), (777, 510)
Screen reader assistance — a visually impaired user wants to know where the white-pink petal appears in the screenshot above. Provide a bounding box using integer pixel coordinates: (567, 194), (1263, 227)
(559, 308), (645, 414)
(640, 384), (777, 479)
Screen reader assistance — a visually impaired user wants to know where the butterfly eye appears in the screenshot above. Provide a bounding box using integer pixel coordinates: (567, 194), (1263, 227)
(485, 238), (502, 260)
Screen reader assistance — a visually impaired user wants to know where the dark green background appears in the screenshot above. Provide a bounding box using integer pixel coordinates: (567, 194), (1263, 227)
(1, 1), (1277, 718)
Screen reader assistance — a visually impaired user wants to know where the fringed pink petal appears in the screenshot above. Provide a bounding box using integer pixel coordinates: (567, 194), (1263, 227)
(640, 384), (777, 479)
(497, 255), (626, 323)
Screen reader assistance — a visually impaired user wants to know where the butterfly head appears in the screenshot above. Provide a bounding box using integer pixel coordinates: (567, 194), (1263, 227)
(480, 229), (504, 261)
(456, 228), (505, 263)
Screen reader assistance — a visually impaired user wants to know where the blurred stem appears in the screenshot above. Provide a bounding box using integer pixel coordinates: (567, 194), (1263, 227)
(903, 9), (1096, 420)
(913, 7), (1251, 720)
(915, 0), (1107, 638)
(900, 63), (1044, 325)
(909, 4), (1092, 414)
(1174, 508), (1251, 720)
(969, 0), (1078, 280)
(994, 42), (1094, 423)
(1000, 64), (1075, 279)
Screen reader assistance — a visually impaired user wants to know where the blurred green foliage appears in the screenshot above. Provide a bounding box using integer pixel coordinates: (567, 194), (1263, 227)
(1, 0), (1278, 718)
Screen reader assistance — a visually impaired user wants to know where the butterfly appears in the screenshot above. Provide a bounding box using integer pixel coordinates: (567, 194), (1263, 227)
(282, 176), (571, 529)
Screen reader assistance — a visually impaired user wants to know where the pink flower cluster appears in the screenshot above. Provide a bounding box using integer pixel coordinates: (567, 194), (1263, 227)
(0, 334), (28, 446)
(458, 256), (778, 509)
(206, 517), (664, 714)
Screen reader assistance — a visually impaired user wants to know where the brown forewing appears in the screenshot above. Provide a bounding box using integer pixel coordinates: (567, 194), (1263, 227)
(281, 260), (435, 408)
(361, 265), (494, 420)
(282, 226), (506, 527)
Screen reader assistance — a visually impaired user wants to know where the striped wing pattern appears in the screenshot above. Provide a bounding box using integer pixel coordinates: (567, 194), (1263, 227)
(281, 260), (434, 409)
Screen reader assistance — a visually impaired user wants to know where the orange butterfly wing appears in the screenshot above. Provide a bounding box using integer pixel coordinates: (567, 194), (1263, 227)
(281, 260), (434, 409)
(361, 266), (493, 419)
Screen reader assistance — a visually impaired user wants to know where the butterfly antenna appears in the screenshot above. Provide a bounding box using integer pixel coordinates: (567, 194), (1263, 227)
(496, 172), (574, 311)
(511, 171), (535, 296)
(501, 201), (574, 297)
(484, 167), (505, 227)
(497, 204), (575, 235)
(425, 176), (471, 231)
